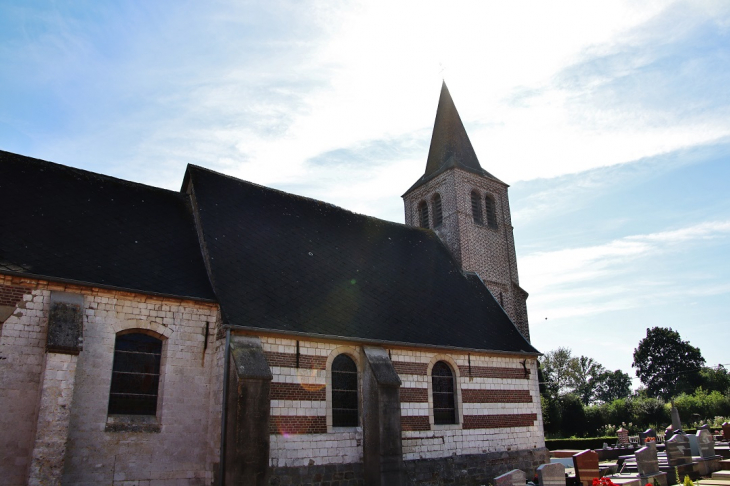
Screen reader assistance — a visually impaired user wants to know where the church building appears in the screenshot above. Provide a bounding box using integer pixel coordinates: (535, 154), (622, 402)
(0, 83), (547, 485)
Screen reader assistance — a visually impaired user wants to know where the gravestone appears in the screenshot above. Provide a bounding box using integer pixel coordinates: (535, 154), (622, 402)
(635, 446), (667, 486)
(697, 429), (716, 459)
(494, 469), (525, 486)
(688, 434), (700, 456)
(573, 450), (599, 486)
(722, 422), (730, 441)
(537, 463), (566, 486)
(617, 427), (629, 445)
(635, 446), (659, 476)
(666, 433), (692, 466)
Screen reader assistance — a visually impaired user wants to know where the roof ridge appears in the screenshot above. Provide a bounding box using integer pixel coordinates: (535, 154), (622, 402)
(186, 163), (430, 233)
(0, 150), (183, 196)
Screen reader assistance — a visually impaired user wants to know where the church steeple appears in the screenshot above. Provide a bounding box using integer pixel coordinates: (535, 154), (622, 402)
(402, 82), (531, 341)
(406, 82), (498, 194)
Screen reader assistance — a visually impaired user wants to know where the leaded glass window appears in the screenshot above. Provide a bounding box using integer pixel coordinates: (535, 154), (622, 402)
(432, 361), (457, 425)
(332, 354), (358, 427)
(108, 333), (162, 416)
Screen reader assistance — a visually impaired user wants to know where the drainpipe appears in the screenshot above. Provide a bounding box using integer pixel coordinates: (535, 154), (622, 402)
(219, 328), (231, 486)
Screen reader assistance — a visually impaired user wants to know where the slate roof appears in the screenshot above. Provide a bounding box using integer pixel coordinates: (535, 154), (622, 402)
(186, 165), (538, 354)
(405, 82), (503, 195)
(0, 151), (216, 301)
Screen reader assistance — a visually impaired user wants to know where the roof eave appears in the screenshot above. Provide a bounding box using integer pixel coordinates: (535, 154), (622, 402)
(221, 323), (542, 357)
(0, 270), (219, 304)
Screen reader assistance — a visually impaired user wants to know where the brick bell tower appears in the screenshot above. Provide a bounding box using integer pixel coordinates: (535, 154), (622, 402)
(403, 82), (531, 341)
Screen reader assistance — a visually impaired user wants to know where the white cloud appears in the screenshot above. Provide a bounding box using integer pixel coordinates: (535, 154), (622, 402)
(521, 220), (730, 318)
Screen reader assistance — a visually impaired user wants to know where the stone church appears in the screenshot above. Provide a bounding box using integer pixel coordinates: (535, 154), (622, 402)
(0, 83), (547, 485)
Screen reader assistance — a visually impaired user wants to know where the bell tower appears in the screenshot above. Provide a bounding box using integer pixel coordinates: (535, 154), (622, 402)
(402, 82), (531, 341)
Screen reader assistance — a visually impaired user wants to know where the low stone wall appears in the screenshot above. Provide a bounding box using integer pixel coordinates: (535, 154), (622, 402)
(268, 448), (550, 486)
(403, 447), (550, 485)
(269, 463), (364, 485)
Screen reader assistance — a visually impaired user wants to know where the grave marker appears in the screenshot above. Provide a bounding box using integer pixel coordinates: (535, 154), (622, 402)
(697, 429), (716, 459)
(494, 469), (525, 486)
(666, 433), (692, 466)
(537, 463), (566, 486)
(573, 450), (599, 486)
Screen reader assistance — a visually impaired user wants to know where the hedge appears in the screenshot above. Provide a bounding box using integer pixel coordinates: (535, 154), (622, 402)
(545, 437), (619, 450)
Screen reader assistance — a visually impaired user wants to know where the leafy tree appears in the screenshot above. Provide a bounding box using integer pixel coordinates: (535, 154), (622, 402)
(698, 365), (730, 394)
(539, 347), (576, 398)
(594, 370), (632, 403)
(632, 327), (705, 400)
(560, 393), (587, 437)
(571, 356), (607, 404)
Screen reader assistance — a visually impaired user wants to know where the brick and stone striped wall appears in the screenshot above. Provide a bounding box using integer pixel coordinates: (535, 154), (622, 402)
(260, 336), (544, 467)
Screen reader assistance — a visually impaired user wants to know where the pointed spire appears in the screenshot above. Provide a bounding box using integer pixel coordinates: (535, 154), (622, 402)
(424, 82), (484, 177)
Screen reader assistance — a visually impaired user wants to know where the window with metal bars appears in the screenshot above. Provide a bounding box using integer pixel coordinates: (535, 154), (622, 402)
(332, 354), (359, 427)
(418, 201), (429, 228)
(108, 332), (162, 416)
(432, 361), (457, 425)
(471, 191), (483, 225)
(485, 194), (497, 229)
(432, 194), (443, 227)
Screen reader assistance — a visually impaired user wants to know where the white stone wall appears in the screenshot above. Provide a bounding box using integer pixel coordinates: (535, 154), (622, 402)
(0, 275), (222, 486)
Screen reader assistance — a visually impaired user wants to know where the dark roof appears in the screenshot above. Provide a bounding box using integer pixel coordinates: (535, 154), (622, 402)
(187, 165), (538, 354)
(405, 82), (503, 195)
(0, 151), (216, 301)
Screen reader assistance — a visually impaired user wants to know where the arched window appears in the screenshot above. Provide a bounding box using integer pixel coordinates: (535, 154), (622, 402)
(470, 191), (483, 225)
(418, 201), (430, 228)
(432, 361), (457, 425)
(432, 194), (443, 227)
(332, 354), (359, 427)
(485, 194), (497, 229)
(108, 332), (162, 416)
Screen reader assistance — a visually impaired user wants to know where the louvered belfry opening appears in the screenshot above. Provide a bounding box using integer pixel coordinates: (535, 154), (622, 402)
(108, 333), (162, 415)
(332, 354), (359, 427)
(432, 194), (443, 227)
(432, 361), (457, 425)
(418, 201), (430, 228)
(485, 194), (497, 229)
(470, 191), (483, 225)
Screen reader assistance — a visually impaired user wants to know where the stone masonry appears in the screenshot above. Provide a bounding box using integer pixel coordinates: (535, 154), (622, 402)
(403, 167), (530, 340)
(0, 274), (221, 486)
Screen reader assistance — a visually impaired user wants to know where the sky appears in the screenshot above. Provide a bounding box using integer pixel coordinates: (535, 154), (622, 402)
(2, 0), (729, 389)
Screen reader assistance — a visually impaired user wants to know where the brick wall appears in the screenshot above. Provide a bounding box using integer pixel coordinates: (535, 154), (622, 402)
(403, 167), (531, 341)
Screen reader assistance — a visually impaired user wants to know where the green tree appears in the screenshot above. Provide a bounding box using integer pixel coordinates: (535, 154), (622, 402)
(594, 370), (632, 403)
(560, 393), (587, 437)
(539, 347), (576, 398)
(632, 327), (705, 400)
(698, 365), (730, 394)
(570, 356), (606, 404)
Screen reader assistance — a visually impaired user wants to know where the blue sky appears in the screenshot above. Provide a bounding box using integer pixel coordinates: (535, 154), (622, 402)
(2, 0), (729, 388)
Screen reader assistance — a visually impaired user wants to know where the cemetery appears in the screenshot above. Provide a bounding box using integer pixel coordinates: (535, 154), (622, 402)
(504, 420), (730, 486)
